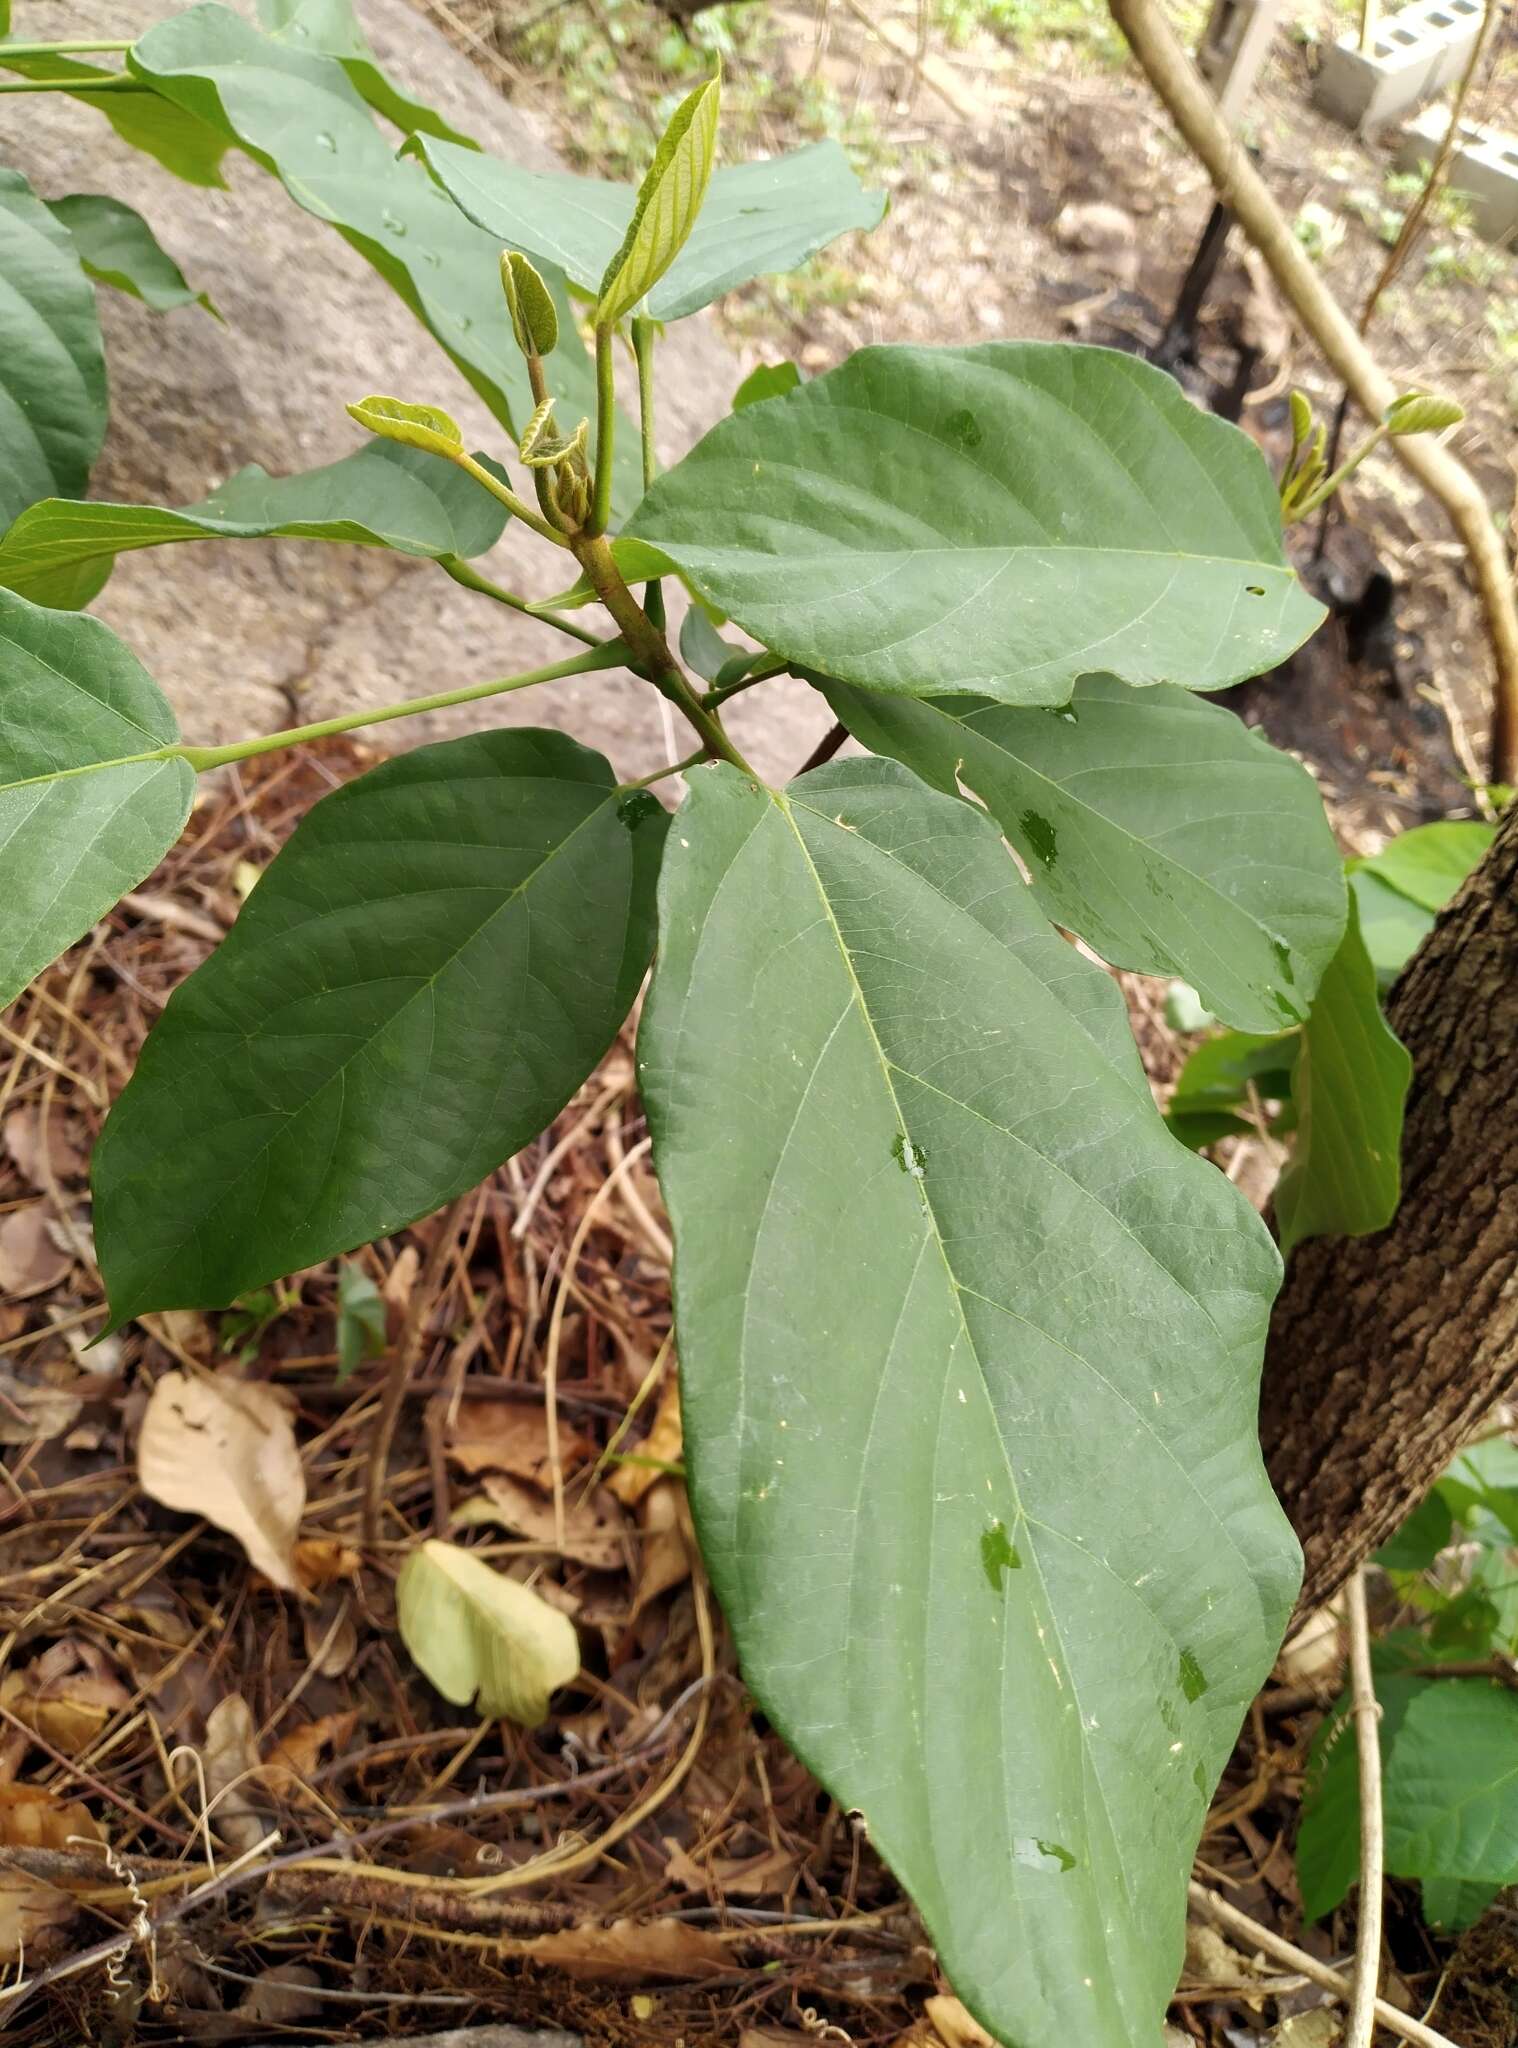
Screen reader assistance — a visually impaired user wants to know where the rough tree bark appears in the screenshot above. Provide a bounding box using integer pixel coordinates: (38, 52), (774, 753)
(1261, 799), (1518, 1612)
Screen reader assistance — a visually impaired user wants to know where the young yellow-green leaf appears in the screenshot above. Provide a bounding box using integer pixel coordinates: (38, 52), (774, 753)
(0, 169), (109, 529)
(827, 673), (1346, 1033)
(1274, 894), (1412, 1256)
(397, 1538), (579, 1726)
(626, 342), (1326, 704)
(125, 0), (638, 513)
(596, 73), (721, 326)
(45, 193), (218, 317)
(0, 53), (230, 186)
(0, 591), (194, 1009)
(93, 731), (667, 1325)
(256, 0), (479, 150)
(346, 393), (463, 457)
(501, 250), (558, 358)
(414, 134), (883, 324)
(640, 755), (1298, 2048)
(0, 440), (508, 612)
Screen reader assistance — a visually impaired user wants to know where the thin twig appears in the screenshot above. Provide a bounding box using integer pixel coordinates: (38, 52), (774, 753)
(1107, 0), (1518, 784)
(1187, 1882), (1460, 2048)
(1344, 1567), (1385, 2048)
(361, 1197), (466, 1545)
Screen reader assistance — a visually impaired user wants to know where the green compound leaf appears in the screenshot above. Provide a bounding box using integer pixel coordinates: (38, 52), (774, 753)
(0, 54), (230, 186)
(0, 591), (194, 1009)
(626, 342), (1326, 705)
(640, 756), (1299, 2048)
(256, 0), (479, 149)
(1275, 893), (1412, 1257)
(411, 134), (885, 323)
(0, 169), (109, 530)
(125, 2), (635, 507)
(45, 193), (218, 316)
(94, 731), (667, 1327)
(597, 72), (720, 326)
(827, 672), (1346, 1034)
(0, 440), (510, 610)
(1300, 1676), (1518, 1921)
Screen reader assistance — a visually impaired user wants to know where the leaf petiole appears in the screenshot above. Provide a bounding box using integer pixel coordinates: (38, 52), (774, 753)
(587, 324), (617, 539)
(0, 644), (624, 796)
(452, 450), (571, 548)
(436, 555), (605, 647)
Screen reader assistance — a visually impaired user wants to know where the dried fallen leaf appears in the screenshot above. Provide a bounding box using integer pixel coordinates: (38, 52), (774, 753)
(396, 1539), (580, 1727)
(202, 1694), (271, 1854)
(0, 1366), (83, 1446)
(608, 1369), (683, 1508)
(926, 1994), (998, 2048)
(4, 1107), (88, 1186)
(663, 1838), (799, 1900)
(235, 1962), (322, 2022)
(0, 1783), (106, 1964)
(301, 1594), (357, 1677)
(1186, 1919), (1252, 1986)
(524, 1915), (730, 1983)
(0, 1205), (73, 1299)
(0, 1640), (131, 1755)
(292, 1536), (361, 1592)
(1268, 2013), (1341, 2047)
(137, 1371), (304, 1589)
(452, 1471), (629, 1571)
(628, 1477), (693, 1625)
(263, 1710), (359, 1805)
(447, 1398), (595, 1486)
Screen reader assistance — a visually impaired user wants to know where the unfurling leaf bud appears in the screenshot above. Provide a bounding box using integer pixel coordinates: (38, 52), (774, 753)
(1384, 391), (1464, 437)
(1288, 389), (1312, 448)
(501, 250), (559, 359)
(346, 394), (462, 457)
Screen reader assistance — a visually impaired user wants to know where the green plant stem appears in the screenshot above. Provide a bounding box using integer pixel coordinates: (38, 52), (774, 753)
(436, 556), (604, 647)
(574, 533), (753, 773)
(632, 316), (658, 493)
(587, 324), (617, 538)
(453, 450), (569, 548)
(623, 747), (705, 789)
(0, 646), (621, 798)
(702, 658), (787, 708)
(0, 37), (134, 55)
(0, 73), (146, 91)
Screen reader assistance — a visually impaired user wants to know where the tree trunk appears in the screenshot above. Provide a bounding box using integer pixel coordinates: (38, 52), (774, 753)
(1260, 798), (1518, 1614)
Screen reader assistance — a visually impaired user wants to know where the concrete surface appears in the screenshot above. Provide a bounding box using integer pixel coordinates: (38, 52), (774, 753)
(3, 0), (833, 783)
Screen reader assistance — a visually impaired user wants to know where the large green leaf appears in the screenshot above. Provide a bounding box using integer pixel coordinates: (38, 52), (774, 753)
(0, 169), (109, 529)
(640, 756), (1298, 2047)
(1274, 894), (1411, 1256)
(0, 590), (194, 1008)
(126, 1), (634, 503)
(625, 343), (1325, 704)
(0, 55), (230, 186)
(45, 192), (218, 316)
(410, 135), (886, 323)
(94, 731), (666, 1326)
(1299, 1676), (1518, 1919)
(0, 440), (510, 610)
(827, 672), (1345, 1032)
(1351, 818), (1494, 913)
(256, 0), (479, 148)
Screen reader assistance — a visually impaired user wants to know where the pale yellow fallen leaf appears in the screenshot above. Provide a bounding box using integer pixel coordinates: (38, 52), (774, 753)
(1269, 2012), (1342, 2047)
(608, 1369), (683, 1508)
(203, 1694), (271, 1854)
(0, 1783), (105, 1965)
(0, 1639), (131, 1755)
(926, 1994), (997, 2048)
(137, 1371), (304, 1589)
(396, 1538), (580, 1727)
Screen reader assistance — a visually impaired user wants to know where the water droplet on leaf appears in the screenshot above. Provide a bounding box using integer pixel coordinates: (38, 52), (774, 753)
(315, 131), (337, 151)
(1018, 811), (1058, 868)
(1178, 1647), (1209, 1702)
(382, 209), (408, 237)
(980, 1520), (1020, 1589)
